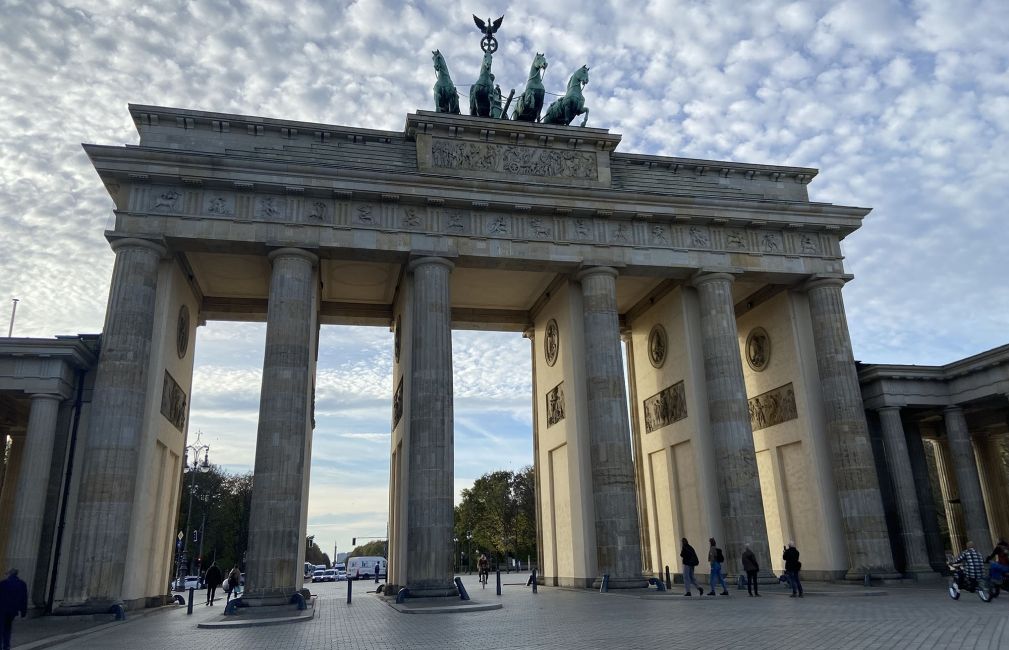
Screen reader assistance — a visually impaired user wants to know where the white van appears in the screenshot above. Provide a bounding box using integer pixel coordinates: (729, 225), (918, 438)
(346, 556), (386, 580)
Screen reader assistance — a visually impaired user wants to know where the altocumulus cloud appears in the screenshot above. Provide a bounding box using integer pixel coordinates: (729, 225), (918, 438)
(2, 0), (1007, 551)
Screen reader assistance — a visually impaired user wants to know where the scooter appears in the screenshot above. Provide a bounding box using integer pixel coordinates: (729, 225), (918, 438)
(948, 562), (992, 602)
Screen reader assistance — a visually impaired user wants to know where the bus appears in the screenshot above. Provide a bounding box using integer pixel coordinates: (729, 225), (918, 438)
(304, 562), (315, 579)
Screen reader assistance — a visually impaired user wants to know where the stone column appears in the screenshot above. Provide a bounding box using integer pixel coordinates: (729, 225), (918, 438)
(405, 256), (456, 597)
(523, 328), (546, 584)
(691, 272), (772, 576)
(576, 266), (644, 588)
(622, 328), (652, 575)
(0, 434), (25, 563)
(929, 437), (965, 553)
(804, 277), (895, 577)
(4, 394), (62, 603)
(62, 238), (165, 608)
(877, 407), (932, 573)
(904, 423), (948, 570)
(944, 406), (992, 547)
(244, 248), (318, 604)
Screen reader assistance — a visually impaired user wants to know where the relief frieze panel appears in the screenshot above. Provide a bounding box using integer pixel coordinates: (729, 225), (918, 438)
(431, 139), (598, 181)
(160, 370), (187, 432)
(643, 380), (687, 433)
(129, 185), (839, 261)
(748, 382), (798, 432)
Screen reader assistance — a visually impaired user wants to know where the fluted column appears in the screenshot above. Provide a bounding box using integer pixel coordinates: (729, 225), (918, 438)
(523, 327), (546, 583)
(944, 406), (992, 547)
(244, 247), (318, 604)
(805, 277), (895, 576)
(405, 256), (456, 596)
(929, 438), (965, 553)
(877, 407), (932, 573)
(576, 266), (644, 588)
(0, 434), (25, 564)
(63, 238), (165, 607)
(692, 272), (772, 576)
(5, 394), (62, 604)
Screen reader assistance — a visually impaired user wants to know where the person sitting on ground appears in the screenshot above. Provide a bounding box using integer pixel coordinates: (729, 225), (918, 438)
(985, 540), (1009, 585)
(953, 541), (985, 587)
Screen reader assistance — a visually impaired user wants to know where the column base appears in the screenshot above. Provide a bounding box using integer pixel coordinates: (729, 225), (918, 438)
(591, 575), (649, 590)
(403, 585), (459, 598)
(51, 600), (126, 617)
(844, 569), (902, 582)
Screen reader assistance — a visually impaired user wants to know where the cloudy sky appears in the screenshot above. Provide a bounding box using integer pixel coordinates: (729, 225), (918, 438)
(3, 0), (1007, 558)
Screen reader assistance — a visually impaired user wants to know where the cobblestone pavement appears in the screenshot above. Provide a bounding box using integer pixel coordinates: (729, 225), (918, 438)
(34, 574), (1009, 649)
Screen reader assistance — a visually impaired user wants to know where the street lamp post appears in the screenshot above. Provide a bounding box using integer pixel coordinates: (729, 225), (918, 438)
(177, 431), (211, 585)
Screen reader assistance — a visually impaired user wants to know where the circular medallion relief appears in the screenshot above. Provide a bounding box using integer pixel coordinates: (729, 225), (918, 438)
(176, 305), (190, 359)
(745, 327), (771, 372)
(544, 319), (559, 367)
(394, 315), (402, 363)
(648, 324), (667, 368)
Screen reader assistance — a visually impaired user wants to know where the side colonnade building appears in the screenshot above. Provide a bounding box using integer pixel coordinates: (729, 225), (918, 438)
(1, 104), (1005, 611)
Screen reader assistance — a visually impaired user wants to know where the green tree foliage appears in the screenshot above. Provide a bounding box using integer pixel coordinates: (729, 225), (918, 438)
(176, 465), (253, 576)
(350, 540), (388, 557)
(305, 535), (330, 568)
(454, 466), (536, 568)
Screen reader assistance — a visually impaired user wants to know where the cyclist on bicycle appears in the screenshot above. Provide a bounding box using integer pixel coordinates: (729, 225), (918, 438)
(986, 540), (1009, 585)
(478, 553), (490, 584)
(953, 541), (985, 588)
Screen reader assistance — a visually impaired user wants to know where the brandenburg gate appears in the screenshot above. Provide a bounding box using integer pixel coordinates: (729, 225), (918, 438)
(28, 93), (902, 612)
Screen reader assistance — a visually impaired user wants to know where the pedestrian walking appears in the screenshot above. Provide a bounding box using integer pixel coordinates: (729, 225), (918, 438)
(707, 538), (729, 596)
(680, 538), (703, 596)
(225, 566), (241, 603)
(0, 569), (28, 650)
(741, 542), (760, 596)
(204, 562), (224, 606)
(783, 541), (803, 597)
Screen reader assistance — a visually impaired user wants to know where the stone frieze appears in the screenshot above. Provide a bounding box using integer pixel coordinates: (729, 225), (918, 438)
(431, 139), (597, 180)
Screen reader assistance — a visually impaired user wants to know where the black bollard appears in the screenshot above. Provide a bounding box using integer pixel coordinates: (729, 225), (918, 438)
(665, 565), (671, 589)
(600, 574), (610, 593)
(347, 577), (353, 604)
(532, 569), (538, 594)
(187, 587), (194, 615)
(496, 569), (502, 596)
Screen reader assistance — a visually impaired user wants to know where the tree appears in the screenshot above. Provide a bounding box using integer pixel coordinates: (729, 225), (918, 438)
(454, 467), (536, 568)
(350, 540), (387, 557)
(176, 465), (253, 574)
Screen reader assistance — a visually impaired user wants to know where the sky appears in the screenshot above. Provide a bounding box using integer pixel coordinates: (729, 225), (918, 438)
(2, 0), (1008, 559)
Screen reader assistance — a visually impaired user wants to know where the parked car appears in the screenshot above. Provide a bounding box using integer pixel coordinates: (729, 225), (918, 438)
(181, 575), (201, 590)
(312, 569), (327, 583)
(336, 569), (347, 581)
(324, 568), (338, 582)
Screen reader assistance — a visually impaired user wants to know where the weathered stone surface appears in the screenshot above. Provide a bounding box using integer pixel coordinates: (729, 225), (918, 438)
(576, 266), (644, 588)
(63, 238), (165, 606)
(877, 407), (933, 573)
(244, 247), (318, 604)
(943, 406), (992, 548)
(805, 277), (895, 576)
(692, 272), (772, 577)
(405, 257), (457, 597)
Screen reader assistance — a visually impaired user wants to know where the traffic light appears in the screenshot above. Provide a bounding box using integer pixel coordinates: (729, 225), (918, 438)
(193, 530), (198, 542)
(352, 538), (356, 545)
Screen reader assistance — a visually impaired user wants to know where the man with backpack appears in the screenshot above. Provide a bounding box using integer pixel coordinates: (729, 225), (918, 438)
(708, 538), (729, 596)
(680, 538), (703, 596)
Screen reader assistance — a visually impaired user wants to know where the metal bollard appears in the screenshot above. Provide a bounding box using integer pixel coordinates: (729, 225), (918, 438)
(665, 565), (672, 589)
(532, 569), (538, 593)
(600, 574), (610, 593)
(496, 569), (502, 596)
(347, 577), (353, 604)
(455, 577), (470, 601)
(187, 587), (194, 615)
(864, 573), (871, 587)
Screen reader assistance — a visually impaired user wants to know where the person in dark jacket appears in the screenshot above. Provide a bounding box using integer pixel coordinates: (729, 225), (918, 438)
(0, 568), (28, 650)
(680, 538), (703, 596)
(204, 562), (224, 606)
(783, 541), (803, 597)
(741, 542), (760, 596)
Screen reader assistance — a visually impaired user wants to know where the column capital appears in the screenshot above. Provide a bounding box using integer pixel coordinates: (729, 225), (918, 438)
(802, 274), (853, 292)
(267, 247), (318, 266)
(109, 237), (167, 258)
(407, 255), (455, 273)
(877, 405), (903, 415)
(690, 270), (738, 288)
(28, 393), (62, 403)
(943, 405), (965, 416)
(574, 265), (619, 282)
(522, 327), (535, 341)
